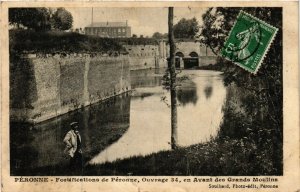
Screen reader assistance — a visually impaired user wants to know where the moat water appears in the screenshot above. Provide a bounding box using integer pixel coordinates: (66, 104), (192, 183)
(90, 69), (226, 164)
(10, 69), (227, 175)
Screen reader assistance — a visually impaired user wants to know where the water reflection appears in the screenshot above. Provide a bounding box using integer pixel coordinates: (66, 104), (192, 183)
(10, 94), (130, 175)
(204, 86), (213, 99)
(130, 68), (164, 89)
(177, 88), (198, 106)
(90, 70), (226, 164)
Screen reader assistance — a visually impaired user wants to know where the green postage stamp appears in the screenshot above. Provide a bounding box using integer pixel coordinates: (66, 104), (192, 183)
(221, 11), (278, 74)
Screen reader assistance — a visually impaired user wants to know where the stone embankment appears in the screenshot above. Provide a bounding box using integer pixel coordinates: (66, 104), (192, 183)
(10, 54), (131, 123)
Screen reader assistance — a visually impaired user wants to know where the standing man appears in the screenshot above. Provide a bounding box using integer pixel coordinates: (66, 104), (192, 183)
(63, 122), (83, 170)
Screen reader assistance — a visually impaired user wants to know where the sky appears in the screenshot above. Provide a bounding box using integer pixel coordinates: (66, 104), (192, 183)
(66, 7), (207, 37)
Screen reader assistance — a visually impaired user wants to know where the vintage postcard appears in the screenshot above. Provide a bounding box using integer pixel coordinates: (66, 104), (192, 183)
(0, 1), (299, 192)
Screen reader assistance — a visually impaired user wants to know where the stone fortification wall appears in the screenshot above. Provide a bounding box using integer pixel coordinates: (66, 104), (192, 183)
(10, 54), (131, 123)
(199, 56), (219, 66)
(124, 45), (167, 70)
(163, 41), (218, 67)
(199, 44), (216, 56)
(124, 41), (218, 69)
(175, 41), (202, 57)
(199, 44), (218, 66)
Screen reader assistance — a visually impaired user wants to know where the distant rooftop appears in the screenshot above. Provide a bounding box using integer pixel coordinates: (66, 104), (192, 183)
(86, 22), (129, 28)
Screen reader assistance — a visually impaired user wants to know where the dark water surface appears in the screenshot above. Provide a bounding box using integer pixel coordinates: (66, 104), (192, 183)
(10, 69), (227, 175)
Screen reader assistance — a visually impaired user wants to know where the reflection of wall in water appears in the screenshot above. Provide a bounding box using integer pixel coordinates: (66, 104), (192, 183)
(10, 94), (131, 175)
(130, 69), (164, 89)
(131, 76), (162, 89)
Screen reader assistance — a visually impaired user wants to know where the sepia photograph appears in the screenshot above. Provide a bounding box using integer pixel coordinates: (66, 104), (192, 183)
(1, 0), (299, 191)
(7, 6), (286, 177)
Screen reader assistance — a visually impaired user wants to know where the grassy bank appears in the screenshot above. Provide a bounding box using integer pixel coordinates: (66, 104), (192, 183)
(84, 137), (278, 176)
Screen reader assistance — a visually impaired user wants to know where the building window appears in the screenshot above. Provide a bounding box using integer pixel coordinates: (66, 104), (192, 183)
(118, 28), (121, 33)
(122, 28), (126, 32)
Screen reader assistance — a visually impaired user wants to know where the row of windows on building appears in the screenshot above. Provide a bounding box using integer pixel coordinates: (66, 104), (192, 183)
(86, 27), (127, 33)
(85, 27), (130, 37)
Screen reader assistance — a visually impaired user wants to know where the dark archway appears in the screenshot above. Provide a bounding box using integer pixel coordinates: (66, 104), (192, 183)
(189, 52), (199, 57)
(175, 52), (184, 57)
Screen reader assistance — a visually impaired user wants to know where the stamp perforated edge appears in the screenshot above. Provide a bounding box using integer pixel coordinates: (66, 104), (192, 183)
(222, 10), (279, 75)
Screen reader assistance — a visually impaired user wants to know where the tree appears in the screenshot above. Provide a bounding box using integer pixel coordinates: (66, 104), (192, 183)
(200, 8), (238, 55)
(152, 32), (168, 39)
(168, 7), (178, 150)
(201, 7), (283, 172)
(173, 17), (199, 39)
(9, 8), (52, 31)
(51, 8), (73, 30)
(132, 34), (137, 38)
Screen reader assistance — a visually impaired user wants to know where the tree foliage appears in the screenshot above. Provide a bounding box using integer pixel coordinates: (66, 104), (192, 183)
(152, 32), (168, 39)
(51, 8), (73, 30)
(9, 8), (52, 31)
(9, 7), (73, 31)
(173, 17), (199, 39)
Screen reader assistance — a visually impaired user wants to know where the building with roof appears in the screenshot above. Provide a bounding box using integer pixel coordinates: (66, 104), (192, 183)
(85, 21), (131, 38)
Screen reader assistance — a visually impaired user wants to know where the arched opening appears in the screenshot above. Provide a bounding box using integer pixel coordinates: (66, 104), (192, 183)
(174, 52), (184, 68)
(189, 52), (199, 57)
(175, 52), (184, 57)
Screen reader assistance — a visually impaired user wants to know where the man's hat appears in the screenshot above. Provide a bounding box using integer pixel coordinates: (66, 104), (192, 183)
(70, 122), (79, 129)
